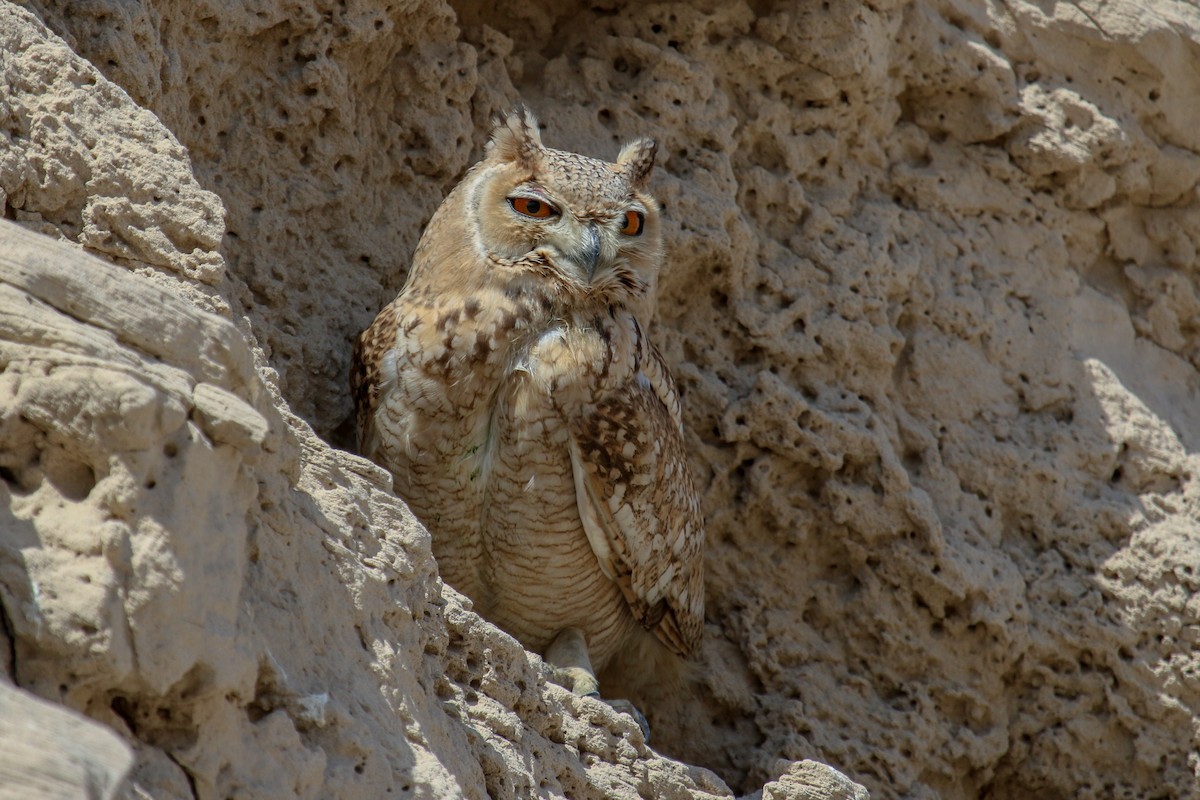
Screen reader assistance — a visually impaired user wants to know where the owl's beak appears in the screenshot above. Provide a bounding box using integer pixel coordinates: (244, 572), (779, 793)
(581, 223), (602, 281)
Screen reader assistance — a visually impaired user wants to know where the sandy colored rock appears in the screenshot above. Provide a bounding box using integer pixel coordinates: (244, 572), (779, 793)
(0, 4), (227, 310)
(0, 679), (133, 800)
(744, 760), (870, 800)
(3, 0), (1200, 798)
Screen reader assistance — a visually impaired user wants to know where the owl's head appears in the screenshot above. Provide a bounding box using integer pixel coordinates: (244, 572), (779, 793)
(463, 106), (662, 312)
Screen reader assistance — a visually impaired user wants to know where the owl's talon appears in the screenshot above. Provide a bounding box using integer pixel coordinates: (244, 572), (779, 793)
(544, 627), (600, 696)
(545, 663), (600, 696)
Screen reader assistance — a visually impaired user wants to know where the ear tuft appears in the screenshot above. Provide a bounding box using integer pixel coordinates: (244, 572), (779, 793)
(617, 138), (656, 188)
(487, 105), (544, 165)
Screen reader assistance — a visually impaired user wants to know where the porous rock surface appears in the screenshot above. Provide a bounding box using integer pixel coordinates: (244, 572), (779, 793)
(1, 0), (1198, 798)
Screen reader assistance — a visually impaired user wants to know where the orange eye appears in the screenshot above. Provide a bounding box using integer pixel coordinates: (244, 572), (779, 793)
(509, 197), (556, 218)
(621, 210), (644, 236)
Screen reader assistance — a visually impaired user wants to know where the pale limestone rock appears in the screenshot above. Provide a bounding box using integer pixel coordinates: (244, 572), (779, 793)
(742, 760), (870, 800)
(0, 5), (227, 308)
(3, 0), (1200, 798)
(0, 679), (132, 800)
(191, 382), (272, 456)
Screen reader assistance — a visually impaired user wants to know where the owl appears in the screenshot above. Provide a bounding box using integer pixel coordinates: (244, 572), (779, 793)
(351, 107), (703, 710)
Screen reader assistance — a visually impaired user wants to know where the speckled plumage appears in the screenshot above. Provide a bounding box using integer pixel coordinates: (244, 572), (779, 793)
(351, 108), (703, 691)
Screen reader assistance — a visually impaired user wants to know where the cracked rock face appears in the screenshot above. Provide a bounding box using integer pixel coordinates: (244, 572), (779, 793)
(2, 0), (1200, 798)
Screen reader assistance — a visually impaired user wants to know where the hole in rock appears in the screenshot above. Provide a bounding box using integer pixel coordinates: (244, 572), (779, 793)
(111, 696), (137, 733)
(0, 465), (29, 493)
(43, 456), (96, 502)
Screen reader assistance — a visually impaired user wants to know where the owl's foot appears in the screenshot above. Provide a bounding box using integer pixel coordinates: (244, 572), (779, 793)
(543, 628), (651, 742)
(544, 627), (599, 695)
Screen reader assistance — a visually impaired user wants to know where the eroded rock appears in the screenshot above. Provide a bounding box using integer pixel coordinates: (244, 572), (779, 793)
(3, 0), (1200, 798)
